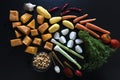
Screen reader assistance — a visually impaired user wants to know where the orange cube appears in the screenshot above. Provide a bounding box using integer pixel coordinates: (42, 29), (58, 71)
(20, 13), (32, 23)
(33, 38), (42, 45)
(44, 42), (53, 51)
(23, 36), (32, 46)
(25, 46), (38, 55)
(10, 38), (22, 47)
(9, 10), (19, 21)
(38, 22), (49, 34)
(12, 22), (21, 28)
(31, 29), (39, 36)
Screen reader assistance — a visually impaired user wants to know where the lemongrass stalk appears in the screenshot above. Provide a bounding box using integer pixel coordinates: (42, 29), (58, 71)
(51, 38), (84, 59)
(54, 45), (81, 70)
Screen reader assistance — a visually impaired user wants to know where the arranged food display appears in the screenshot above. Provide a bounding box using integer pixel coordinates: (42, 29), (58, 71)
(9, 2), (120, 78)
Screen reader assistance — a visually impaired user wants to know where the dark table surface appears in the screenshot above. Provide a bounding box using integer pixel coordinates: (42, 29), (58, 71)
(0, 0), (120, 80)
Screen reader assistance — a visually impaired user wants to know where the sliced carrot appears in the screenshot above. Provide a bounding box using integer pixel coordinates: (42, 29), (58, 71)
(62, 15), (77, 20)
(75, 23), (100, 38)
(73, 14), (88, 23)
(86, 23), (110, 34)
(79, 18), (96, 24)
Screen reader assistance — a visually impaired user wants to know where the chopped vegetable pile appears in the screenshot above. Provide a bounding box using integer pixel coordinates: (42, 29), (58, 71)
(9, 2), (120, 78)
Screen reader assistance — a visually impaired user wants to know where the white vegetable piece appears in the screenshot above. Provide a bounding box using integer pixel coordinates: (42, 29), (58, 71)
(75, 39), (83, 44)
(75, 45), (83, 53)
(24, 3), (36, 12)
(59, 36), (66, 44)
(69, 31), (77, 40)
(67, 40), (74, 48)
(54, 65), (60, 73)
(61, 28), (69, 36)
(54, 32), (60, 40)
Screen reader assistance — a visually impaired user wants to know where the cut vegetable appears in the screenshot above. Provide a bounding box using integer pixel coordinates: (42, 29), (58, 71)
(69, 31), (76, 40)
(25, 46), (37, 54)
(54, 45), (81, 70)
(33, 38), (42, 45)
(49, 17), (62, 24)
(12, 22), (21, 28)
(75, 45), (83, 53)
(61, 28), (69, 36)
(23, 36), (32, 46)
(59, 36), (66, 44)
(44, 42), (53, 51)
(37, 6), (51, 19)
(54, 32), (60, 40)
(51, 38), (84, 59)
(9, 10), (19, 21)
(75, 39), (83, 44)
(67, 40), (74, 48)
(38, 22), (49, 34)
(10, 38), (22, 47)
(31, 29), (39, 36)
(20, 13), (32, 23)
(62, 20), (74, 29)
(17, 25), (30, 35)
(48, 24), (60, 33)
(37, 15), (44, 24)
(42, 33), (52, 41)
(27, 19), (35, 29)
(15, 30), (22, 38)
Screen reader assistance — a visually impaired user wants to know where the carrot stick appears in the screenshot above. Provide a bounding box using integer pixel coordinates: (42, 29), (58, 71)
(79, 18), (96, 24)
(62, 15), (77, 20)
(75, 23), (100, 38)
(73, 14), (88, 23)
(85, 23), (110, 34)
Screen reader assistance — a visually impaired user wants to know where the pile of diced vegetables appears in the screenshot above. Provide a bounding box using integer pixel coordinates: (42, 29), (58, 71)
(9, 3), (120, 78)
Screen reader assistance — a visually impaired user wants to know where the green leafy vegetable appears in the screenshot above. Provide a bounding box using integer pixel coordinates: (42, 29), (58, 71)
(78, 30), (114, 71)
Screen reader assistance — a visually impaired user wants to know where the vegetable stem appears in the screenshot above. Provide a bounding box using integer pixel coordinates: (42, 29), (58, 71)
(54, 45), (81, 70)
(51, 38), (84, 59)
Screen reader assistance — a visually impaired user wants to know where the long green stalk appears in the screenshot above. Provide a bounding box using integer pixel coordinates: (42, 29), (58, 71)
(54, 45), (81, 70)
(51, 38), (84, 59)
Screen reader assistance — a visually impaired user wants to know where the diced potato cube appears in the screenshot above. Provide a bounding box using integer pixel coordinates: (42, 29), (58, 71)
(9, 10), (19, 21)
(25, 46), (38, 55)
(44, 42), (53, 51)
(12, 22), (21, 28)
(38, 22), (49, 34)
(23, 36), (32, 46)
(33, 38), (42, 45)
(20, 13), (32, 23)
(10, 38), (22, 47)
(15, 30), (22, 38)
(37, 15), (44, 24)
(31, 29), (39, 36)
(42, 33), (52, 41)
(27, 19), (35, 29)
(17, 25), (30, 35)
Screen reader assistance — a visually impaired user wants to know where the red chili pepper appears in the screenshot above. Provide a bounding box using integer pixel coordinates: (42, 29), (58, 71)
(70, 7), (82, 12)
(61, 10), (71, 16)
(48, 7), (60, 13)
(61, 3), (69, 12)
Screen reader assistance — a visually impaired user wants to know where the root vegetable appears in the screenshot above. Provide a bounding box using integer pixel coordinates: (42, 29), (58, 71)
(61, 28), (69, 36)
(67, 40), (74, 48)
(49, 17), (62, 24)
(62, 20), (74, 29)
(62, 15), (77, 20)
(86, 23), (110, 34)
(69, 31), (76, 40)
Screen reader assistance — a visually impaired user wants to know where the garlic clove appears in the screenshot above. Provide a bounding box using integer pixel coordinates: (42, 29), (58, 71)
(54, 32), (60, 40)
(61, 28), (69, 36)
(59, 36), (66, 44)
(75, 45), (83, 53)
(75, 39), (83, 44)
(69, 31), (76, 40)
(67, 40), (74, 48)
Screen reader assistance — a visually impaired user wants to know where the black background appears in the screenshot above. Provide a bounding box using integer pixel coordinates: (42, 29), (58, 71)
(0, 0), (120, 80)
